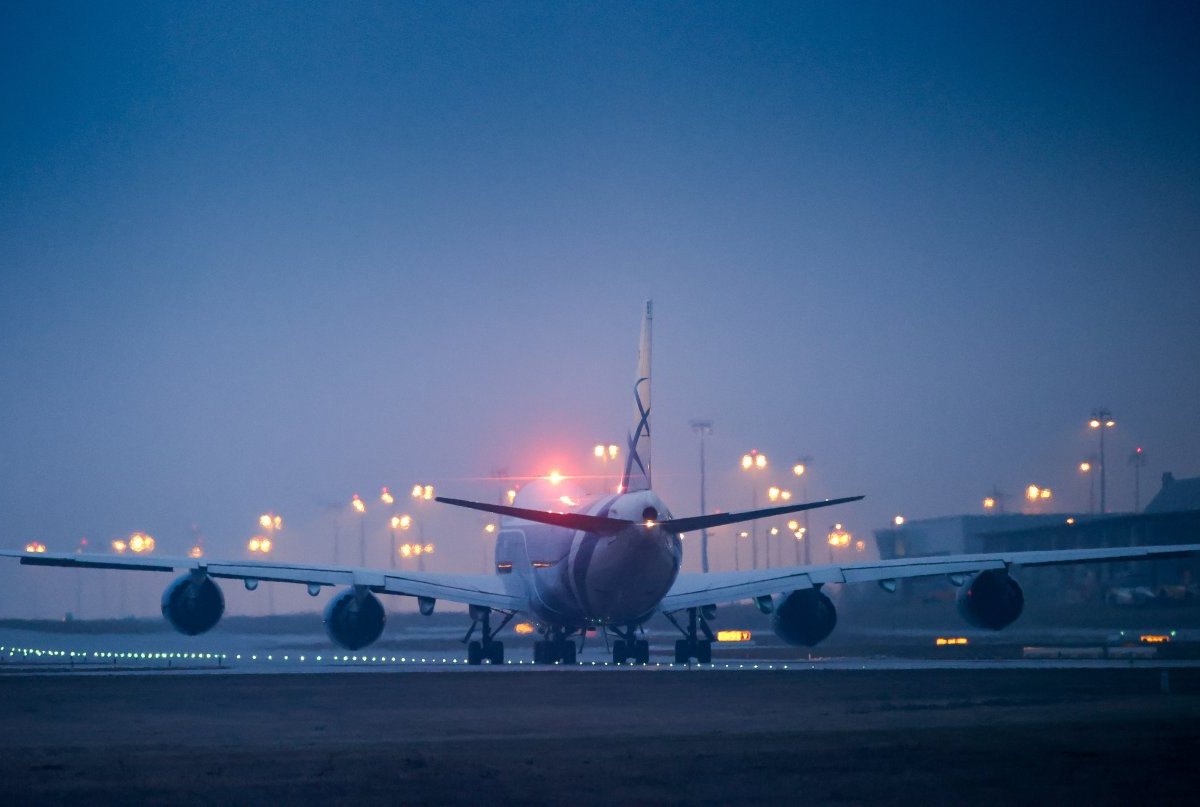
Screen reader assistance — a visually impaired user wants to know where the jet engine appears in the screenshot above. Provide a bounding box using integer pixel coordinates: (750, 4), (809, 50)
(957, 569), (1024, 630)
(161, 573), (225, 635)
(324, 588), (386, 650)
(772, 588), (837, 647)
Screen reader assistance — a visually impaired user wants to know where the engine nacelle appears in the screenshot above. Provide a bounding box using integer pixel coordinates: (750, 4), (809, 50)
(161, 573), (225, 636)
(772, 588), (837, 647)
(957, 569), (1024, 630)
(324, 588), (386, 650)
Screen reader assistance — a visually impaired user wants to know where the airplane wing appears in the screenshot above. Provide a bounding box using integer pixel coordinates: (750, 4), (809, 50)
(659, 543), (1200, 612)
(0, 550), (524, 612)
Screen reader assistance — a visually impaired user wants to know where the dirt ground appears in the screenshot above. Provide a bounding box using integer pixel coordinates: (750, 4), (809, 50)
(2, 668), (1197, 805)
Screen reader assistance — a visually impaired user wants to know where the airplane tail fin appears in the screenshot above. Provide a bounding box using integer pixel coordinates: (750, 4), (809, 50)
(621, 300), (653, 493)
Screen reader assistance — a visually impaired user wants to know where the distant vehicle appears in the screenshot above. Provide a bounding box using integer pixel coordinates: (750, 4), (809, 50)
(6, 302), (1200, 664)
(1104, 586), (1159, 607)
(1155, 583), (1200, 604)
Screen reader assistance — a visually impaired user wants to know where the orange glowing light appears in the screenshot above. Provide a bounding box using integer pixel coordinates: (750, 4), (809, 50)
(514, 622), (535, 635)
(484, 523), (496, 533)
(424, 543), (434, 554)
(607, 444), (619, 460)
(112, 540), (127, 554)
(787, 519), (799, 531)
(983, 497), (996, 509)
(188, 545), (203, 558)
(422, 485), (434, 500)
(1140, 634), (1171, 644)
(936, 637), (969, 646)
(398, 514), (412, 530)
(548, 470), (564, 485)
(768, 486), (781, 502)
(390, 516), (401, 529)
(24, 541), (46, 553)
(792, 463), (806, 476)
(1079, 462), (1092, 473)
(128, 532), (154, 553)
(351, 494), (366, 513)
(780, 490), (792, 501)
(506, 489), (517, 504)
(411, 484), (424, 498)
(1026, 485), (1041, 501)
(716, 630), (752, 642)
(380, 487), (395, 505)
(1066, 517), (1076, 525)
(399, 544), (412, 558)
(259, 514), (273, 529)
(827, 524), (851, 547)
(741, 454), (753, 470)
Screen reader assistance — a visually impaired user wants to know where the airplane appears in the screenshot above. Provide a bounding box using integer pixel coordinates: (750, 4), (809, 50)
(5, 301), (1200, 666)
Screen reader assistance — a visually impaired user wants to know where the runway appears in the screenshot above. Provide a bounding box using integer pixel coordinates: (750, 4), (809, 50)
(2, 665), (1197, 804)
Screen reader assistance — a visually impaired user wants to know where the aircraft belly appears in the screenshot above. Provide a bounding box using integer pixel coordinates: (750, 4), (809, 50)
(579, 529), (680, 625)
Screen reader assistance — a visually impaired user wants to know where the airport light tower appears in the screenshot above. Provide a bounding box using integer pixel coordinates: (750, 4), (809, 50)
(690, 419), (713, 572)
(1089, 408), (1115, 514)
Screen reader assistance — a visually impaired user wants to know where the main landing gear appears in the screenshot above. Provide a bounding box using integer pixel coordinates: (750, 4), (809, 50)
(664, 606), (714, 664)
(464, 605), (514, 665)
(610, 625), (650, 665)
(533, 627), (578, 665)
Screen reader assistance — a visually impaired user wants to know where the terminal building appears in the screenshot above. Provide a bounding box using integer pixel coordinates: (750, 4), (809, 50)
(872, 472), (1200, 602)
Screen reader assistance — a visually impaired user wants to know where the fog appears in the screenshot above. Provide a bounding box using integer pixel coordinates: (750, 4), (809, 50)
(2, 2), (1199, 618)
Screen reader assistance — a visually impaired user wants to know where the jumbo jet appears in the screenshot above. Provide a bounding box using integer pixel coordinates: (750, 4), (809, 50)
(5, 302), (1199, 665)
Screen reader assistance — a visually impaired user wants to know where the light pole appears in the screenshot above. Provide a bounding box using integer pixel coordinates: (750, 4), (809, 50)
(1089, 408), (1116, 514)
(1079, 461), (1095, 515)
(766, 485), (792, 567)
(258, 514), (282, 614)
(690, 420), (713, 572)
(380, 488), (396, 569)
(793, 457), (812, 564)
(740, 450), (768, 569)
(1129, 446), (1147, 511)
(592, 444), (620, 491)
(827, 523), (850, 565)
(351, 494), (366, 565)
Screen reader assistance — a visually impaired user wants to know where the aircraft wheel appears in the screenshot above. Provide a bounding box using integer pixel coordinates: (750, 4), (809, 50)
(486, 640), (504, 665)
(674, 639), (691, 664)
(634, 639), (650, 665)
(560, 641), (576, 665)
(612, 639), (627, 664)
(467, 640), (483, 666)
(696, 640), (712, 664)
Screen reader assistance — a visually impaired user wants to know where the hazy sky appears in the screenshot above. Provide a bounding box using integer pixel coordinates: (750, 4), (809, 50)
(2, 2), (1198, 617)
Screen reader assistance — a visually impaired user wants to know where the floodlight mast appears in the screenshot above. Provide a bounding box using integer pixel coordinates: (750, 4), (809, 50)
(690, 419), (714, 573)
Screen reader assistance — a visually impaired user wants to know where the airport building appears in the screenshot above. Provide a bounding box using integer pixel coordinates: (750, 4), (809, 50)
(873, 472), (1200, 602)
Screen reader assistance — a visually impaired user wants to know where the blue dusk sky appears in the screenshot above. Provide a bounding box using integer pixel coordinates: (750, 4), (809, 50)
(1, 2), (1198, 616)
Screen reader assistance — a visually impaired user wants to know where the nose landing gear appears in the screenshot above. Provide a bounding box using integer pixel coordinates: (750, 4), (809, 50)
(609, 625), (650, 665)
(533, 628), (578, 665)
(664, 607), (713, 664)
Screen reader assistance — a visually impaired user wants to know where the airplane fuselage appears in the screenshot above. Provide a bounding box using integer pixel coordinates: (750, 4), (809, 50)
(495, 489), (682, 629)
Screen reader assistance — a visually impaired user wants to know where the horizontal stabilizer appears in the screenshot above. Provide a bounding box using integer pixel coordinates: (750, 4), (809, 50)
(658, 495), (864, 534)
(435, 497), (633, 534)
